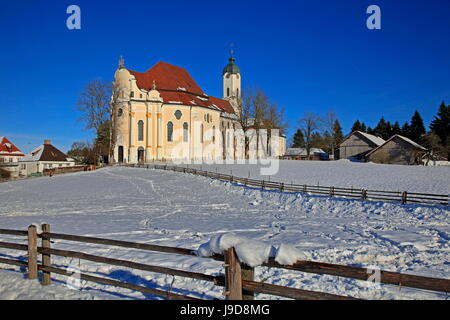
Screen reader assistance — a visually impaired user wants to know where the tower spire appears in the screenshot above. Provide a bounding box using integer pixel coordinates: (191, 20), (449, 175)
(118, 55), (125, 69)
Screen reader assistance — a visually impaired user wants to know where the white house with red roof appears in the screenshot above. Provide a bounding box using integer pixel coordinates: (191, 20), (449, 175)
(111, 56), (286, 163)
(0, 137), (25, 178)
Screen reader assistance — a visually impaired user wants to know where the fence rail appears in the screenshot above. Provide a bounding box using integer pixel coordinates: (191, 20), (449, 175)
(0, 225), (449, 300)
(127, 164), (448, 206)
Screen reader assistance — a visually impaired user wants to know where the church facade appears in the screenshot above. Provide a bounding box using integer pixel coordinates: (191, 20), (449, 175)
(111, 56), (286, 164)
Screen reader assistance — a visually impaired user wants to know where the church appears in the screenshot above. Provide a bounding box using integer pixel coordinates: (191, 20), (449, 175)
(111, 55), (286, 163)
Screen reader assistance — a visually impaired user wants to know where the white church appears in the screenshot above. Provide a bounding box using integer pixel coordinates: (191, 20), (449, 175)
(111, 55), (286, 164)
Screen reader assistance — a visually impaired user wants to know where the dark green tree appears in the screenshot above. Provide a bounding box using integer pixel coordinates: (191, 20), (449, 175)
(430, 101), (450, 146)
(409, 110), (426, 143)
(401, 122), (411, 138)
(392, 121), (401, 135)
(291, 129), (305, 148)
(332, 119), (344, 146)
(351, 120), (363, 133)
(373, 117), (390, 140)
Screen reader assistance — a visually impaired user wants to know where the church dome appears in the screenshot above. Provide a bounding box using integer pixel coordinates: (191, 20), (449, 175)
(222, 57), (240, 75)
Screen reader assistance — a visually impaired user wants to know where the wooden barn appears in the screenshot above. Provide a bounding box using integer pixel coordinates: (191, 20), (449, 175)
(338, 131), (386, 160)
(366, 135), (427, 165)
(282, 148), (329, 161)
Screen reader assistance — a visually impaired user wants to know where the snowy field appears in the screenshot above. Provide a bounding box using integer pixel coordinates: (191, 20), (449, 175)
(0, 166), (449, 300)
(187, 159), (450, 194)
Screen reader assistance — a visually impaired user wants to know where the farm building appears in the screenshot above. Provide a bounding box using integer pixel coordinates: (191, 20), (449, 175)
(282, 148), (329, 161)
(19, 140), (75, 176)
(338, 131), (385, 160)
(366, 135), (427, 165)
(0, 136), (25, 178)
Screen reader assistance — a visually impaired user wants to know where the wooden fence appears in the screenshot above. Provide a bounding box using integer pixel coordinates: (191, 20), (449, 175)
(128, 164), (448, 206)
(0, 225), (449, 300)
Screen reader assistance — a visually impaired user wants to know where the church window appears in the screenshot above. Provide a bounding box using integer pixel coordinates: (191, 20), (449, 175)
(167, 121), (173, 142)
(237, 88), (239, 97)
(130, 91), (134, 98)
(175, 110), (182, 120)
(117, 108), (123, 117)
(138, 120), (144, 141)
(227, 88), (230, 96)
(212, 126), (216, 143)
(183, 122), (188, 142)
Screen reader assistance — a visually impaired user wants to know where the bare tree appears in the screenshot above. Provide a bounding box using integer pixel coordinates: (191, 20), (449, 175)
(298, 112), (322, 160)
(236, 91), (252, 159)
(76, 80), (113, 164)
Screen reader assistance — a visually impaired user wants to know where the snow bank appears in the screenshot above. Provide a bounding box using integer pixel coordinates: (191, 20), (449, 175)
(197, 234), (309, 267)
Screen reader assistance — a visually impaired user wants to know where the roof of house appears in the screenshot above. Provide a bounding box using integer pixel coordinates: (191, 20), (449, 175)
(339, 131), (386, 147)
(21, 141), (71, 162)
(366, 134), (427, 156)
(0, 137), (25, 157)
(127, 61), (235, 114)
(284, 148), (328, 156)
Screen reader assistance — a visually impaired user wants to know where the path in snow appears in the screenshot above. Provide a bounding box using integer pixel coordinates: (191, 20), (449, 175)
(0, 166), (448, 300)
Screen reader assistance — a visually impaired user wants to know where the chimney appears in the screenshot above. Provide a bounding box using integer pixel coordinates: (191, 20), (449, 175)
(44, 140), (51, 145)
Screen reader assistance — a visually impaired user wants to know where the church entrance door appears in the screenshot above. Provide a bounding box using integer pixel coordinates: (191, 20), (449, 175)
(118, 146), (124, 163)
(138, 148), (145, 163)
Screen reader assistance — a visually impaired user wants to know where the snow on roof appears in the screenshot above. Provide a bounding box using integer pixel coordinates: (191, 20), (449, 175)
(357, 131), (386, 146)
(367, 134), (427, 156)
(0, 136), (25, 157)
(21, 145), (44, 161)
(284, 148), (327, 156)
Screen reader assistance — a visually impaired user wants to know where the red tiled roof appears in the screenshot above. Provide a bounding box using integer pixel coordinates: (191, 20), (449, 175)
(127, 61), (235, 114)
(0, 137), (24, 157)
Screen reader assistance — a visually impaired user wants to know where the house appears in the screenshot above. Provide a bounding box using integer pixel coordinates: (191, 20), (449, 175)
(0, 136), (25, 178)
(338, 131), (385, 160)
(111, 56), (286, 163)
(19, 140), (75, 176)
(282, 148), (329, 161)
(366, 135), (427, 165)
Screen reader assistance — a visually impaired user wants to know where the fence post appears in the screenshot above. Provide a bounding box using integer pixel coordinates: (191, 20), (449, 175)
(224, 248), (243, 300)
(362, 189), (368, 200)
(330, 186), (334, 197)
(41, 224), (51, 285)
(280, 182), (284, 192)
(402, 191), (408, 204)
(27, 225), (38, 280)
(241, 264), (255, 300)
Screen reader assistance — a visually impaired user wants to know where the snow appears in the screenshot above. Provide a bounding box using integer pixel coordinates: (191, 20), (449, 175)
(0, 166), (448, 300)
(0, 269), (114, 300)
(357, 131), (386, 146)
(21, 146), (43, 162)
(188, 160), (450, 194)
(197, 234), (275, 267)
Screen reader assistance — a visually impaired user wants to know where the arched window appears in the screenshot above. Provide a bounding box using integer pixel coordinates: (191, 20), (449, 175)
(227, 88), (230, 96)
(183, 122), (188, 142)
(212, 126), (216, 143)
(138, 120), (144, 141)
(237, 88), (239, 97)
(167, 121), (173, 142)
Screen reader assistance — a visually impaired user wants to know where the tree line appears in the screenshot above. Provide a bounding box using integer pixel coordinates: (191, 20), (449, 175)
(350, 102), (450, 160)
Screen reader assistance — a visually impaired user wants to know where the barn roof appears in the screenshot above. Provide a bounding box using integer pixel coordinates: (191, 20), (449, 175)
(366, 134), (427, 156)
(126, 61), (235, 114)
(284, 148), (327, 156)
(339, 131), (386, 148)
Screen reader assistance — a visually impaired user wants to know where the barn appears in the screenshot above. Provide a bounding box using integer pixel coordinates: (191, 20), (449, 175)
(366, 135), (427, 165)
(338, 131), (385, 160)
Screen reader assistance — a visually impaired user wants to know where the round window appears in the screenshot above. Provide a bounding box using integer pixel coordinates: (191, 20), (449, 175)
(175, 110), (182, 120)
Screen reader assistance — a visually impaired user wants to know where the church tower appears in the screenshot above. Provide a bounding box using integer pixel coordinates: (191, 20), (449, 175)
(222, 53), (241, 106)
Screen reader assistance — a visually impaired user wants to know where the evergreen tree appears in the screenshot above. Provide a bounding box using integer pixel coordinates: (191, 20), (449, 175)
(430, 101), (450, 145)
(351, 120), (363, 133)
(360, 122), (367, 133)
(401, 122), (411, 138)
(409, 110), (426, 143)
(332, 120), (344, 146)
(291, 129), (306, 148)
(392, 121), (401, 135)
(367, 126), (374, 135)
(373, 117), (390, 140)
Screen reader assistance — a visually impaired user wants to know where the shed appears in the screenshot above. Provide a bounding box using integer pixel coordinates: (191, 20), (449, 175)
(366, 135), (427, 165)
(338, 131), (385, 160)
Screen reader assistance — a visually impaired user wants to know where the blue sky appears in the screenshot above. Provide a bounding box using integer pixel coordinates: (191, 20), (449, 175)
(1, 0), (449, 152)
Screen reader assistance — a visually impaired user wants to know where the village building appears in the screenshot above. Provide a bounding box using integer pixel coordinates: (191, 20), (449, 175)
(0, 137), (25, 178)
(366, 134), (427, 165)
(19, 140), (75, 176)
(282, 148), (329, 161)
(111, 56), (286, 163)
(338, 131), (386, 160)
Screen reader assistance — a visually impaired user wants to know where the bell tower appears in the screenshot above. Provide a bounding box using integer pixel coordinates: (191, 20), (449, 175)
(222, 49), (241, 103)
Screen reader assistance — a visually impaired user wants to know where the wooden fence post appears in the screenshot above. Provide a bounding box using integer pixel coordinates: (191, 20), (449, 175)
(362, 189), (368, 200)
(27, 225), (38, 280)
(402, 191), (408, 204)
(41, 224), (51, 285)
(224, 248), (243, 300)
(241, 264), (255, 300)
